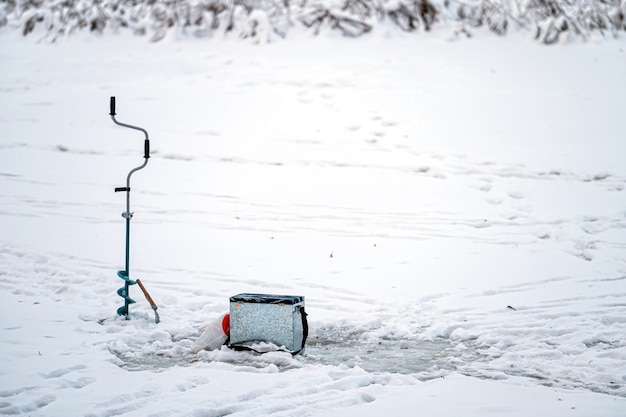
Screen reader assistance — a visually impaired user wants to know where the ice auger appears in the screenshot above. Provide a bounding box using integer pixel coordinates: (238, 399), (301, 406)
(110, 96), (160, 324)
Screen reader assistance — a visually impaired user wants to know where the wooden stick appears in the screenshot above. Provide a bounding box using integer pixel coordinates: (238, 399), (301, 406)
(136, 279), (157, 310)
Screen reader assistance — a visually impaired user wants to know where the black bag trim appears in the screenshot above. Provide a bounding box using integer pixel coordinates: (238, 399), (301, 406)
(298, 306), (308, 353)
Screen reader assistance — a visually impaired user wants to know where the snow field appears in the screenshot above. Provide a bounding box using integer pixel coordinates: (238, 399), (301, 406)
(1, 31), (626, 416)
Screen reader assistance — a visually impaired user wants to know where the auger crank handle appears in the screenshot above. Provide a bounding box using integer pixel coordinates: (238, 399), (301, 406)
(110, 96), (150, 159)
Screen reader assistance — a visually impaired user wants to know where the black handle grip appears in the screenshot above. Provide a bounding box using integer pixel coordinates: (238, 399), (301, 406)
(144, 139), (150, 159)
(115, 187), (130, 192)
(110, 96), (116, 116)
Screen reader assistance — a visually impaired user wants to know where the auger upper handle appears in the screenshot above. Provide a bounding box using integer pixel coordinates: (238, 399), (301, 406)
(109, 96), (150, 158)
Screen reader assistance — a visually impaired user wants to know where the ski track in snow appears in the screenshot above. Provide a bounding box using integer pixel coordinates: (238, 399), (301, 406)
(1, 35), (626, 415)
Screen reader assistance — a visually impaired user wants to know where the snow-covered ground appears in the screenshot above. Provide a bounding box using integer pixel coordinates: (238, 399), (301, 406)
(1, 29), (626, 416)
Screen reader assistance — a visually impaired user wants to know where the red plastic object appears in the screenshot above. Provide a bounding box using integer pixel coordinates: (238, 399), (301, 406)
(222, 313), (230, 336)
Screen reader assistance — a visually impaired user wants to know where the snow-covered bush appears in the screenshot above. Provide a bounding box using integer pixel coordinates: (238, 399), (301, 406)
(383, 0), (438, 32)
(448, 0), (516, 36)
(240, 9), (275, 41)
(521, 0), (624, 43)
(299, 4), (373, 36)
(2, 0), (624, 42)
(0, 0), (14, 28)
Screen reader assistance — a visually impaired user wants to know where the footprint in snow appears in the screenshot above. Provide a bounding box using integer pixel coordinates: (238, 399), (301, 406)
(380, 119), (398, 127)
(472, 219), (491, 228)
(485, 197), (502, 205)
(3, 395), (56, 414)
(42, 364), (86, 379)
